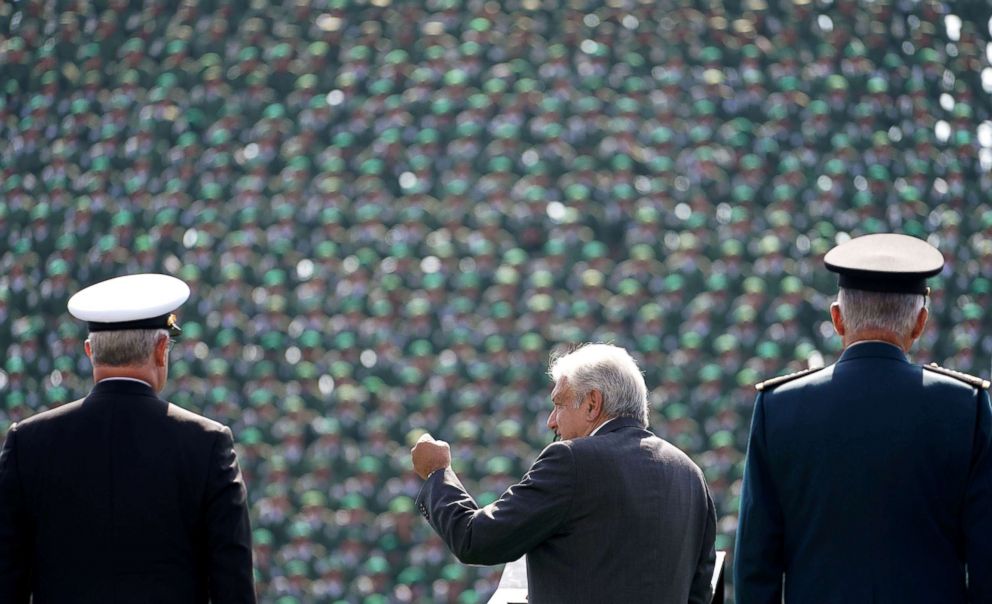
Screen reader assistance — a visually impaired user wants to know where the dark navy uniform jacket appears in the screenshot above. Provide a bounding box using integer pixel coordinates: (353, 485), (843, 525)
(0, 379), (256, 603)
(417, 417), (717, 604)
(735, 341), (992, 603)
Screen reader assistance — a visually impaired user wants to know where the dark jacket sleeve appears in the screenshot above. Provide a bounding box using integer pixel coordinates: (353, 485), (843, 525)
(0, 425), (31, 604)
(205, 426), (256, 603)
(967, 389), (992, 601)
(689, 484), (717, 604)
(416, 441), (575, 566)
(735, 393), (785, 604)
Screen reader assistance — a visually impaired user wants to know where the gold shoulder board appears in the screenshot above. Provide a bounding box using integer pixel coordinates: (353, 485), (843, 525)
(924, 363), (991, 390)
(755, 366), (825, 392)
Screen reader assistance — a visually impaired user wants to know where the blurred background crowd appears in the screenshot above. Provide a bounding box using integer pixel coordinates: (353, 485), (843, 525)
(2, 0), (992, 601)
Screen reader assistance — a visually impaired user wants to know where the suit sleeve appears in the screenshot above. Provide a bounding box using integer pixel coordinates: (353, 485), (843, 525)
(966, 388), (992, 601)
(0, 425), (31, 604)
(416, 441), (575, 565)
(689, 483), (717, 604)
(734, 392), (784, 604)
(205, 427), (256, 603)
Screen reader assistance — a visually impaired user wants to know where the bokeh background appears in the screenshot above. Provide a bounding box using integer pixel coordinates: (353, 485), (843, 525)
(3, 0), (992, 601)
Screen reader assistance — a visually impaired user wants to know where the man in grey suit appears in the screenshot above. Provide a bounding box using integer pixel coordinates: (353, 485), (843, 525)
(411, 343), (716, 603)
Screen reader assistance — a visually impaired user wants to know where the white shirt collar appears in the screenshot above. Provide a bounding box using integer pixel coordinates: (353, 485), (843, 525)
(589, 417), (616, 436)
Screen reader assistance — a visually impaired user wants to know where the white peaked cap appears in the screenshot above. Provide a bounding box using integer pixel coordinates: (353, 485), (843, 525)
(68, 273), (190, 334)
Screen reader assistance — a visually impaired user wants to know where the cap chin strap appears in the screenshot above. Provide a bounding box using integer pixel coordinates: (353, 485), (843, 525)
(87, 312), (182, 336)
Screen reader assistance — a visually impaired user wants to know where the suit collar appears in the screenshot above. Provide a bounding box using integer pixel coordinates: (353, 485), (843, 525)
(90, 378), (160, 398)
(594, 416), (645, 435)
(837, 341), (909, 364)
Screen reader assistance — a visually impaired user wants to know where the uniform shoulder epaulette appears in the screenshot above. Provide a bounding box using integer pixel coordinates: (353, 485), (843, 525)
(923, 363), (991, 390)
(755, 366), (824, 392)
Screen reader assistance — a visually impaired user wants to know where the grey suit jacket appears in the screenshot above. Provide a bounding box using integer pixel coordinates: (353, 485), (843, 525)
(417, 417), (716, 604)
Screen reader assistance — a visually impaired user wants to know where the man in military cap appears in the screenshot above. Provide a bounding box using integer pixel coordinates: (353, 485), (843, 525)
(735, 234), (992, 603)
(0, 274), (256, 603)
(412, 343), (716, 603)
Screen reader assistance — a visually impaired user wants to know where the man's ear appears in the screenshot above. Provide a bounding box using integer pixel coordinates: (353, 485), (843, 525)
(586, 389), (604, 421)
(154, 336), (169, 368)
(910, 305), (928, 340)
(84, 339), (92, 358)
(830, 302), (845, 336)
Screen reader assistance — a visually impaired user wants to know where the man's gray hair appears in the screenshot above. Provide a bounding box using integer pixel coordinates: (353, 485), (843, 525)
(88, 329), (168, 367)
(548, 343), (649, 427)
(837, 288), (925, 337)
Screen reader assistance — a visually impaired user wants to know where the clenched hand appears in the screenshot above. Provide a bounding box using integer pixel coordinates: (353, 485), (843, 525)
(411, 433), (451, 480)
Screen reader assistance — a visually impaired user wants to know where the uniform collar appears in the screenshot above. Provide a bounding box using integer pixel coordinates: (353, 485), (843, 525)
(837, 340), (909, 364)
(91, 378), (159, 397)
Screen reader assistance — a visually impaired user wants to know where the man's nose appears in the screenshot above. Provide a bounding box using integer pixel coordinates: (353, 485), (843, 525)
(547, 409), (557, 429)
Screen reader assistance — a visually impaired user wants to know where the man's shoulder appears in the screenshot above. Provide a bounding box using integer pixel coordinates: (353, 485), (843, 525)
(572, 424), (705, 477)
(9, 397), (228, 439)
(922, 362), (991, 391)
(755, 366), (827, 393)
(10, 398), (87, 432)
(535, 439), (576, 462)
(164, 402), (229, 436)
(652, 434), (708, 480)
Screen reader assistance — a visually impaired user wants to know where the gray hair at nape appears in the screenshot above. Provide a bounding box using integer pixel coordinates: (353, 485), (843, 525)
(837, 288), (926, 337)
(87, 329), (169, 367)
(548, 343), (649, 427)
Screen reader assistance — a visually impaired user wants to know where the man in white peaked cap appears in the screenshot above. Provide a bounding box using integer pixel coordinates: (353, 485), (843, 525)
(0, 274), (256, 603)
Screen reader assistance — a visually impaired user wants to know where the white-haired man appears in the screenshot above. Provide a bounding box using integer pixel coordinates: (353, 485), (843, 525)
(412, 343), (716, 603)
(736, 234), (992, 603)
(0, 274), (255, 603)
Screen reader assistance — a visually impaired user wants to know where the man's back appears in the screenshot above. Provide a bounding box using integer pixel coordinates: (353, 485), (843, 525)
(527, 418), (716, 603)
(419, 417), (716, 604)
(0, 379), (254, 604)
(736, 342), (992, 603)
